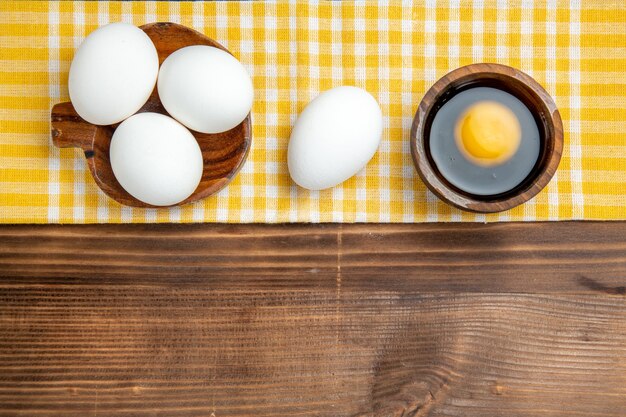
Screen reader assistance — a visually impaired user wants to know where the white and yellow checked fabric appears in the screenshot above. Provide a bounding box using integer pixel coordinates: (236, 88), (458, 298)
(1, 1), (625, 223)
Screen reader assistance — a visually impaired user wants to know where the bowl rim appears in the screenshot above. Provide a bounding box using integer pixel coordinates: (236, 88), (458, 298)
(410, 63), (564, 213)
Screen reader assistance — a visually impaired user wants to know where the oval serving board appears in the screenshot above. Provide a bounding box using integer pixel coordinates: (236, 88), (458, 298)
(51, 22), (251, 208)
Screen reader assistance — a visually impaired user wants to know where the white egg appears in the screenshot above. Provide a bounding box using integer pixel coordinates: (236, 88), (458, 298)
(157, 45), (253, 134)
(69, 22), (159, 125)
(110, 112), (203, 206)
(288, 86), (383, 191)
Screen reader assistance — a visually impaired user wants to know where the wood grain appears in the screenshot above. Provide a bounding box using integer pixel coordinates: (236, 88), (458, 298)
(51, 22), (251, 208)
(411, 63), (564, 213)
(1, 222), (625, 416)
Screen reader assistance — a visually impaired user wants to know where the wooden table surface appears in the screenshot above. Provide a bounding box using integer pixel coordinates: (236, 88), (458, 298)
(1, 222), (625, 416)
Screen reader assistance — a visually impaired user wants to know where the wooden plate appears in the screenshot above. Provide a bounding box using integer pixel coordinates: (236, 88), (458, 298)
(51, 22), (251, 208)
(410, 63), (563, 213)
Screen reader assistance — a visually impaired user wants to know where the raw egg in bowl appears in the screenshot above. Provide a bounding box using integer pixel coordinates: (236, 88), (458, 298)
(410, 63), (563, 213)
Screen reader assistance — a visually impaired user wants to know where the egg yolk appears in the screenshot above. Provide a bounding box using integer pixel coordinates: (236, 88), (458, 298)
(455, 101), (521, 167)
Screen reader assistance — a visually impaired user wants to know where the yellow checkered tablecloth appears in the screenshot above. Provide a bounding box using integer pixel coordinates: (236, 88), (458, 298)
(1, 1), (625, 223)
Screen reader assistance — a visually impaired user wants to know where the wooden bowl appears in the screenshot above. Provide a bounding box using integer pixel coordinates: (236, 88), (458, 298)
(51, 22), (251, 208)
(410, 63), (563, 213)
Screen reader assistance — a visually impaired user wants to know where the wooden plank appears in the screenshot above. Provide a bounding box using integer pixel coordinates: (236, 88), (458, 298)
(0, 222), (625, 416)
(1, 222), (625, 293)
